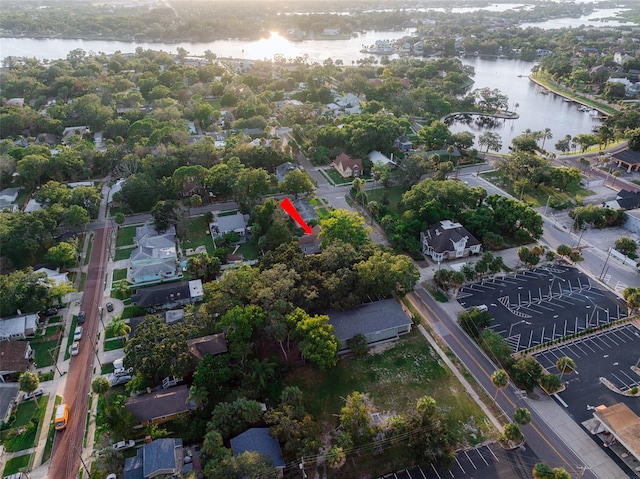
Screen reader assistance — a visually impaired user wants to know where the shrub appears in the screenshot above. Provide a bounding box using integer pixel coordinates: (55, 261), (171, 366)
(347, 334), (369, 356)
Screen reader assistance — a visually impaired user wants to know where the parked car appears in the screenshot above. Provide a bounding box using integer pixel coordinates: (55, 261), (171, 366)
(113, 367), (133, 377)
(70, 341), (80, 356)
(43, 308), (58, 316)
(73, 326), (83, 341)
(107, 373), (132, 386)
(77, 311), (86, 324)
(23, 387), (44, 401)
(106, 475), (116, 479)
(112, 439), (136, 451)
(106, 302), (114, 312)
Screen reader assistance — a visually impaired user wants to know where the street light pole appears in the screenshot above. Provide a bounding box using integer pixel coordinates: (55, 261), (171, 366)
(599, 247), (612, 281)
(544, 195), (551, 215)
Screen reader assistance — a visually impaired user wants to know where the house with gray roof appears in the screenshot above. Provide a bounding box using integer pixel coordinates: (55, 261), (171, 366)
(124, 438), (184, 479)
(276, 162), (297, 182)
(292, 198), (318, 224)
(230, 428), (285, 472)
(131, 280), (203, 309)
(0, 187), (20, 212)
(210, 212), (248, 243)
(128, 224), (180, 285)
(420, 220), (481, 262)
(125, 385), (195, 426)
(0, 314), (39, 342)
(327, 299), (413, 352)
(187, 333), (228, 364)
(0, 383), (20, 426)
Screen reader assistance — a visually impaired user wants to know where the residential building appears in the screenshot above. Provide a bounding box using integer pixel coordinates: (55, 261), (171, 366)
(125, 385), (196, 426)
(327, 299), (413, 352)
(34, 267), (70, 287)
(131, 279), (203, 309)
(275, 162), (297, 182)
(187, 333), (228, 364)
(0, 383), (20, 426)
(292, 198), (318, 224)
(603, 189), (640, 210)
(395, 135), (413, 152)
(230, 428), (285, 474)
(331, 153), (363, 178)
(0, 341), (33, 381)
(124, 438), (184, 479)
(299, 225), (322, 255)
(61, 126), (89, 145)
(327, 93), (362, 115)
(0, 187), (20, 212)
(420, 220), (482, 261)
(128, 224), (180, 285)
(0, 314), (39, 341)
(368, 150), (395, 167)
(210, 212), (248, 241)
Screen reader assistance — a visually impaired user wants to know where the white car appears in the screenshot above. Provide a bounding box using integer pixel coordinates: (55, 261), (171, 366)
(106, 475), (116, 479)
(107, 373), (132, 386)
(113, 367), (133, 377)
(73, 326), (83, 341)
(112, 439), (136, 451)
(70, 341), (80, 356)
(23, 387), (44, 401)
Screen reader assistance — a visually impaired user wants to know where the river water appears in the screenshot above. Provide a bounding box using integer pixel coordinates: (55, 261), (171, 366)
(0, 22), (608, 153)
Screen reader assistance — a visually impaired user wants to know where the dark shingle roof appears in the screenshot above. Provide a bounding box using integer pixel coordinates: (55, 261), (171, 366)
(187, 333), (228, 361)
(612, 150), (640, 166)
(424, 220), (480, 254)
(616, 190), (640, 210)
(0, 341), (31, 372)
(230, 428), (285, 468)
(125, 385), (193, 423)
(131, 281), (191, 308)
(143, 438), (182, 478)
(327, 299), (412, 341)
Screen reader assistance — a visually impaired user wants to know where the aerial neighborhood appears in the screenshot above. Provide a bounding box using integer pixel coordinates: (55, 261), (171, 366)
(2, 1), (640, 479)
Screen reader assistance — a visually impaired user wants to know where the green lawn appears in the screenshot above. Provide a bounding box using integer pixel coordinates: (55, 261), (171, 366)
(30, 325), (63, 368)
(181, 215), (215, 255)
(236, 241), (259, 260)
(104, 338), (126, 352)
(101, 362), (115, 375)
(115, 246), (135, 261)
(316, 207), (331, 218)
(47, 315), (62, 324)
(121, 305), (145, 319)
(367, 185), (408, 213)
(1, 395), (49, 452)
(287, 330), (494, 446)
(116, 225), (139, 248)
(2, 454), (32, 476)
(42, 395), (62, 464)
(481, 171), (595, 207)
(113, 268), (128, 282)
(14, 187), (31, 209)
(323, 168), (354, 186)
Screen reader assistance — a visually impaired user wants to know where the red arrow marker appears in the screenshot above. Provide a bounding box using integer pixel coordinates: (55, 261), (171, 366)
(280, 198), (313, 235)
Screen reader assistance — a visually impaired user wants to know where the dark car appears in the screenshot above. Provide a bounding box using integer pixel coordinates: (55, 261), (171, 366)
(77, 310), (86, 324)
(43, 308), (58, 316)
(106, 302), (114, 313)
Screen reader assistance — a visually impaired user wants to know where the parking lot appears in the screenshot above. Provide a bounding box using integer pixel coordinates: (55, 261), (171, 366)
(457, 265), (627, 352)
(533, 323), (640, 424)
(379, 442), (541, 479)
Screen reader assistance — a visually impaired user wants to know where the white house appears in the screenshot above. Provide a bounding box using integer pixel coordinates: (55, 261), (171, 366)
(420, 220), (482, 261)
(0, 314), (39, 341)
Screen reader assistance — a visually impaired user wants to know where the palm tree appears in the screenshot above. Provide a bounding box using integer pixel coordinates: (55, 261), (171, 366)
(107, 316), (131, 340)
(247, 358), (276, 395)
(491, 369), (509, 400)
(555, 356), (576, 380)
(92, 376), (111, 404)
(188, 383), (209, 408)
(540, 128), (553, 150)
(503, 422), (523, 445)
(514, 407), (531, 426)
(326, 446), (347, 469)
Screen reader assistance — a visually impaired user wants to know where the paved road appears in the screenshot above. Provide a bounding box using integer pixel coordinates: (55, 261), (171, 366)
(407, 286), (597, 479)
(49, 224), (110, 479)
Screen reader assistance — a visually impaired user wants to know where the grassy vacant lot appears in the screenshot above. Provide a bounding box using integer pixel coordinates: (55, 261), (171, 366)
(181, 215), (215, 255)
(367, 185), (408, 213)
(1, 395), (49, 452)
(481, 171), (594, 207)
(288, 330), (493, 447)
(2, 453), (32, 476)
(116, 225), (139, 248)
(236, 241), (259, 260)
(30, 325), (63, 368)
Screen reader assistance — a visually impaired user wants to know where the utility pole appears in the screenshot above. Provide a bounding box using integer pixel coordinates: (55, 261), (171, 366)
(599, 247), (612, 281)
(48, 347), (62, 376)
(71, 441), (90, 473)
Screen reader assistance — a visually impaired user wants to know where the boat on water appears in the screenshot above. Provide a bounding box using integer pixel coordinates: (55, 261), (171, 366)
(540, 88), (550, 94)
